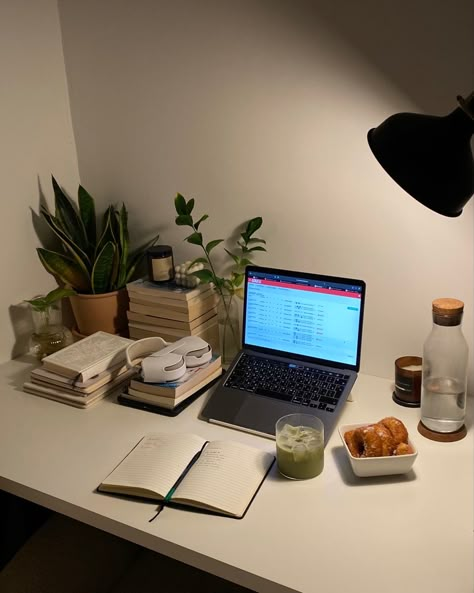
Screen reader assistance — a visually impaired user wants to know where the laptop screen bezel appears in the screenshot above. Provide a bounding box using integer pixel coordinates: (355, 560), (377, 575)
(241, 265), (366, 372)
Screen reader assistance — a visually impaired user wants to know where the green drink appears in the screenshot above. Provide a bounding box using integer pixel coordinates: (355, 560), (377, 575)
(276, 415), (324, 479)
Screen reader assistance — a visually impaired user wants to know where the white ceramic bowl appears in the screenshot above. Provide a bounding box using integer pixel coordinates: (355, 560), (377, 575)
(338, 423), (418, 477)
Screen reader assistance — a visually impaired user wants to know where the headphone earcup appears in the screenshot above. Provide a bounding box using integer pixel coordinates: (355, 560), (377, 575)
(171, 336), (213, 367)
(141, 352), (186, 383)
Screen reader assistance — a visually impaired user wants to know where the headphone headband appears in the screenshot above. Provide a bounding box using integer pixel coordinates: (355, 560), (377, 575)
(125, 336), (213, 383)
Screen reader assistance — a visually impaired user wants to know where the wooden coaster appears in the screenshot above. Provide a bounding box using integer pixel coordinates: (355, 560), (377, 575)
(417, 421), (467, 442)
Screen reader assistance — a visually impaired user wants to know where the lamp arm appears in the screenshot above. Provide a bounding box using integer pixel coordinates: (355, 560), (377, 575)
(457, 92), (474, 121)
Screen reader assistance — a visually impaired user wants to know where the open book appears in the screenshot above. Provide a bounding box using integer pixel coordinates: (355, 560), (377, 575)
(42, 331), (133, 381)
(98, 433), (275, 519)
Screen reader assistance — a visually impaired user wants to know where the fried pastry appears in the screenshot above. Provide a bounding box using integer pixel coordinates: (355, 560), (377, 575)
(379, 417), (408, 446)
(344, 417), (411, 458)
(343, 429), (362, 457)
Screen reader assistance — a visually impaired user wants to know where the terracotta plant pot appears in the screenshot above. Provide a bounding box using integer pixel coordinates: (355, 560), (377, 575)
(69, 289), (129, 336)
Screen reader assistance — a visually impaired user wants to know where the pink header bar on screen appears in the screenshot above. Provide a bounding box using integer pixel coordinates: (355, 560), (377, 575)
(248, 278), (361, 299)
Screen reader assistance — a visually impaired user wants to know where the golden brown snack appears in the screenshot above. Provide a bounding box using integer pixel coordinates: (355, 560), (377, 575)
(373, 422), (396, 456)
(344, 417), (411, 458)
(344, 429), (363, 457)
(379, 417), (408, 446)
(393, 442), (413, 456)
(359, 425), (383, 457)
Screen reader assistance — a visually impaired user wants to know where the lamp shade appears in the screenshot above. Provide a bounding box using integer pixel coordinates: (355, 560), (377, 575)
(368, 94), (474, 217)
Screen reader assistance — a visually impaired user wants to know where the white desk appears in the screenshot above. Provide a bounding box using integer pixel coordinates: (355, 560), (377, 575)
(0, 356), (472, 593)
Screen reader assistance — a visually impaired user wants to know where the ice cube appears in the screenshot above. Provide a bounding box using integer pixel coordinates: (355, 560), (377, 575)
(306, 437), (322, 451)
(292, 444), (308, 463)
(283, 424), (299, 436)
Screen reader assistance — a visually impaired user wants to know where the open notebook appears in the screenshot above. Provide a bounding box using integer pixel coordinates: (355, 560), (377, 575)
(98, 433), (275, 519)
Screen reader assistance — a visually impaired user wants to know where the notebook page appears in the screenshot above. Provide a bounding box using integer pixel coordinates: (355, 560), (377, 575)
(172, 441), (274, 517)
(99, 433), (206, 499)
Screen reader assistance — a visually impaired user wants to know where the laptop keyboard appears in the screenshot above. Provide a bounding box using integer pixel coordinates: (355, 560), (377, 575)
(224, 353), (350, 413)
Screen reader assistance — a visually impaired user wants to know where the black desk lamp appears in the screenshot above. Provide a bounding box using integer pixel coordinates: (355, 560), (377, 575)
(367, 92), (474, 217)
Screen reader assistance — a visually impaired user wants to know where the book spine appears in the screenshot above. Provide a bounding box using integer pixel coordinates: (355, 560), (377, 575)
(126, 281), (212, 302)
(127, 288), (214, 307)
(127, 308), (217, 331)
(129, 359), (221, 397)
(128, 302), (216, 322)
(128, 314), (217, 336)
(129, 295), (218, 317)
(128, 321), (219, 351)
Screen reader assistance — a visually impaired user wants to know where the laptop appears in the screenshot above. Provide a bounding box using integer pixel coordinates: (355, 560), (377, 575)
(201, 265), (366, 443)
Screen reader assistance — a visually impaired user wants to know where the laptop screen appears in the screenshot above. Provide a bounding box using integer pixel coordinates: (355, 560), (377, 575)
(242, 266), (365, 371)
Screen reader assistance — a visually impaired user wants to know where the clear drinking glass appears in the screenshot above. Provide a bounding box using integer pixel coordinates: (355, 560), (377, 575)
(276, 413), (324, 479)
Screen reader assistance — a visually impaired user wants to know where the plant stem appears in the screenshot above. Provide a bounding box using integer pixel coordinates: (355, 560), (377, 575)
(191, 223), (233, 321)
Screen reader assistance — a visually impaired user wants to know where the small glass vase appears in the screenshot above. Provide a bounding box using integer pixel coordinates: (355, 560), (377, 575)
(30, 302), (73, 360)
(217, 292), (241, 367)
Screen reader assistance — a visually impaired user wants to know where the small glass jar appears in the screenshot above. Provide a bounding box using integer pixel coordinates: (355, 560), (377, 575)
(30, 302), (73, 360)
(147, 245), (175, 283)
(420, 298), (468, 437)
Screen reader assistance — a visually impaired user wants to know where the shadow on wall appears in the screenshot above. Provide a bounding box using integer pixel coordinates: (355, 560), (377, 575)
(9, 303), (33, 359)
(31, 175), (60, 251)
(262, 0), (473, 113)
(9, 177), (70, 359)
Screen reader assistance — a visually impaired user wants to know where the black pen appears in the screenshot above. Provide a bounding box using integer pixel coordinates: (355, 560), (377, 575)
(148, 445), (206, 522)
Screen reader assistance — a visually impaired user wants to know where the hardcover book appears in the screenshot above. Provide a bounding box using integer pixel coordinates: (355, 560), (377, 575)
(126, 308), (217, 331)
(29, 367), (136, 396)
(22, 381), (127, 409)
(126, 290), (215, 311)
(129, 356), (221, 398)
(128, 294), (218, 322)
(123, 367), (223, 410)
(127, 315), (217, 341)
(30, 364), (135, 394)
(98, 432), (275, 518)
(126, 279), (212, 302)
(128, 321), (220, 352)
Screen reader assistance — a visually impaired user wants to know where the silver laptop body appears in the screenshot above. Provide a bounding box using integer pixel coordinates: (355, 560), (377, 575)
(200, 266), (366, 443)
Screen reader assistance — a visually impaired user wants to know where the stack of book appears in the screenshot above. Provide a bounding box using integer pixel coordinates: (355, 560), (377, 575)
(23, 331), (137, 409)
(118, 354), (222, 414)
(126, 279), (219, 351)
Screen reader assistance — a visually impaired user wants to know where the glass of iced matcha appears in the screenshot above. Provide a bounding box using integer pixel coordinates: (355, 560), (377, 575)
(276, 414), (324, 479)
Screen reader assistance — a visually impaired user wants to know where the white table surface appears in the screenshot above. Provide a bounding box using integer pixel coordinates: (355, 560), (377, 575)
(0, 355), (472, 593)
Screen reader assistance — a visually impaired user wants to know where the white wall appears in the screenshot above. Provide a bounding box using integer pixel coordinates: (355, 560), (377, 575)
(56, 1), (474, 388)
(0, 0), (79, 359)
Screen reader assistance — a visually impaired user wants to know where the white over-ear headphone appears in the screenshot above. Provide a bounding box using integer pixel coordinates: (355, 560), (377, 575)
(125, 336), (213, 383)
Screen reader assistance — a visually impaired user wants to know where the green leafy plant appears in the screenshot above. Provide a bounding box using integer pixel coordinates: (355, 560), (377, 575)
(36, 176), (159, 294)
(174, 193), (267, 363)
(25, 287), (76, 314)
(174, 193), (266, 298)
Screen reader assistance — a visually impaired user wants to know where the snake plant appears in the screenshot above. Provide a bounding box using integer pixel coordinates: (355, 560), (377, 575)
(37, 176), (159, 294)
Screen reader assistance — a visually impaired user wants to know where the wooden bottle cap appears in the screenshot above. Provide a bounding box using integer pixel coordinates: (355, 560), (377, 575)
(432, 298), (464, 315)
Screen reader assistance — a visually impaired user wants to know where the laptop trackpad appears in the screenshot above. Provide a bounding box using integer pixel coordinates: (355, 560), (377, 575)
(234, 397), (290, 437)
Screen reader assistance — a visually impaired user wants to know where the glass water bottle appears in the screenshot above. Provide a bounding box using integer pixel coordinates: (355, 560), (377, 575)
(420, 298), (468, 433)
